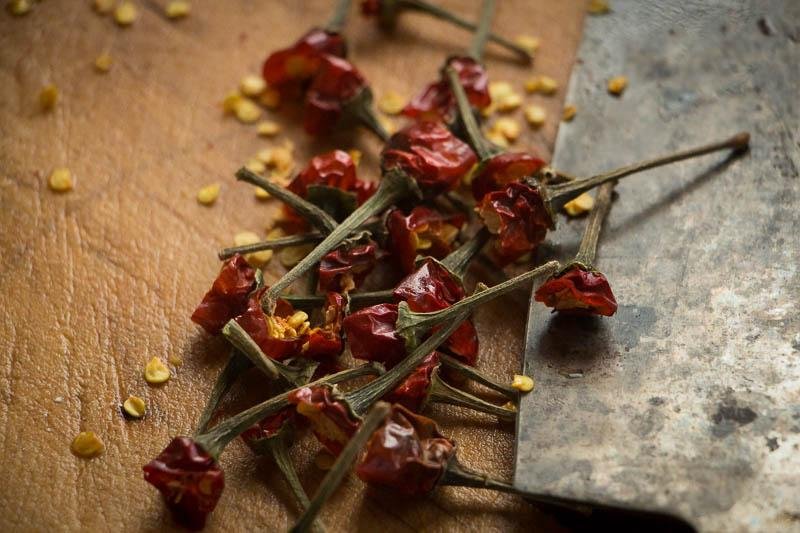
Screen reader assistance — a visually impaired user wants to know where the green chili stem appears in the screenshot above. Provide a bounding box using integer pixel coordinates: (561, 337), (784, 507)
(396, 0), (531, 63)
(574, 181), (616, 267)
(267, 436), (313, 513)
(428, 373), (515, 421)
(467, 0), (495, 62)
(547, 132), (751, 205)
(195, 352), (252, 435)
(346, 90), (391, 141)
(236, 168), (338, 234)
(438, 353), (517, 398)
(325, 0), (352, 33)
(282, 289), (395, 309)
(263, 169), (421, 314)
(290, 402), (391, 533)
(196, 363), (383, 458)
(440, 227), (491, 279)
(445, 66), (498, 161)
(219, 233), (324, 260)
(396, 260), (560, 350)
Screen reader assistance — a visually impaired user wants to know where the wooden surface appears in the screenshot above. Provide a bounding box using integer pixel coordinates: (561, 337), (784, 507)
(0, 1), (584, 531)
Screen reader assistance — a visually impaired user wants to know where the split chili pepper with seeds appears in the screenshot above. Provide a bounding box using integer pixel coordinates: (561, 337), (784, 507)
(386, 206), (465, 274)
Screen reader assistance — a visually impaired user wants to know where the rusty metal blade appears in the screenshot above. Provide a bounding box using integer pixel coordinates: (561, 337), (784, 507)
(515, 1), (800, 531)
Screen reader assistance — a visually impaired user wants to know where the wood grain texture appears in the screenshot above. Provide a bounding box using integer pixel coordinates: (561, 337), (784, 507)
(0, 1), (584, 531)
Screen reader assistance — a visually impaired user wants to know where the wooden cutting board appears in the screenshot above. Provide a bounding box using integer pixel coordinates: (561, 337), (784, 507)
(0, 1), (585, 530)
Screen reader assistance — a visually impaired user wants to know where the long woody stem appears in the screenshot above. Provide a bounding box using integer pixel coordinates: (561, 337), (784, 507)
(440, 227), (491, 278)
(467, 0), (495, 62)
(282, 289), (394, 309)
(195, 352), (252, 434)
(574, 181), (615, 267)
(547, 132), (750, 205)
(428, 374), (515, 421)
(325, 0), (352, 33)
(446, 66), (497, 160)
(438, 353), (517, 398)
(267, 436), (313, 513)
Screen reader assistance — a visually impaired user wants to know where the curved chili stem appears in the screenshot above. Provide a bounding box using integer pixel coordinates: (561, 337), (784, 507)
(546, 132), (750, 206)
(574, 181), (615, 267)
(237, 168), (338, 234)
(219, 233), (324, 260)
(196, 363), (384, 459)
(428, 372), (515, 421)
(195, 352), (252, 434)
(290, 402), (391, 533)
(396, 0), (531, 63)
(445, 66), (497, 160)
(440, 227), (491, 279)
(263, 169), (422, 314)
(325, 0), (352, 33)
(467, 0), (495, 62)
(438, 353), (517, 398)
(282, 289), (395, 309)
(345, 89), (391, 142)
(395, 260), (561, 350)
(266, 433), (314, 513)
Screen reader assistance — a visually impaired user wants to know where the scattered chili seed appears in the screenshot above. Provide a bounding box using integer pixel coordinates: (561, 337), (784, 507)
(524, 104), (547, 128)
(607, 75), (628, 96)
(485, 129), (509, 149)
(489, 81), (522, 112)
(256, 121), (280, 137)
(512, 374), (535, 393)
(222, 91), (243, 114)
(240, 74), (266, 97)
(114, 2), (138, 26)
(254, 186), (270, 200)
(503, 401), (517, 412)
(39, 84), (58, 110)
(8, 0), (32, 16)
(588, 0), (611, 15)
(348, 149), (362, 166)
(144, 357), (171, 384)
(259, 88), (281, 109)
(165, 0), (190, 19)
(524, 75), (558, 95)
(245, 158), (266, 174)
(266, 145), (294, 174)
(93, 0), (114, 14)
(234, 231), (273, 266)
(492, 117), (521, 143)
(514, 35), (540, 56)
(280, 244), (313, 268)
(48, 168), (74, 192)
(377, 90), (406, 115)
(563, 192), (594, 216)
(234, 98), (262, 124)
(378, 114), (398, 135)
(562, 104), (577, 122)
(196, 183), (220, 205)
(123, 396), (146, 418)
(71, 431), (105, 458)
(94, 53), (113, 73)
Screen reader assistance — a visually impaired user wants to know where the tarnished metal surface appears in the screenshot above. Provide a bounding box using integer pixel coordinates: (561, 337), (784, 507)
(514, 1), (800, 531)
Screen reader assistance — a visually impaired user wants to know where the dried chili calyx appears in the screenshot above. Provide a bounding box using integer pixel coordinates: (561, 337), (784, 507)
(386, 206), (465, 274)
(191, 254), (255, 335)
(143, 437), (225, 530)
(360, 0), (532, 63)
(318, 238), (380, 292)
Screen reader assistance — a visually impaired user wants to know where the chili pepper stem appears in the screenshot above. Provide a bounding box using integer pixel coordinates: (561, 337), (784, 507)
(266, 435), (314, 513)
(428, 373), (515, 421)
(440, 227), (491, 278)
(394, 0), (531, 63)
(546, 132), (751, 207)
(195, 352), (252, 434)
(573, 181), (616, 268)
(219, 233), (324, 261)
(290, 402), (391, 533)
(282, 289), (394, 309)
(345, 91), (391, 141)
(325, 0), (352, 33)
(438, 353), (517, 398)
(263, 169), (422, 314)
(237, 168), (338, 233)
(195, 363), (384, 459)
(396, 260), (560, 350)
(445, 66), (497, 160)
(467, 0), (495, 62)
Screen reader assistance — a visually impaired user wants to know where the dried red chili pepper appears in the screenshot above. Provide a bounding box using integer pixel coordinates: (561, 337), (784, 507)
(143, 437), (225, 530)
(343, 303), (407, 369)
(303, 54), (369, 136)
(287, 149), (358, 198)
(318, 239), (379, 292)
(191, 254), (256, 335)
(471, 152), (546, 202)
(356, 403), (455, 496)
(386, 206), (465, 274)
(302, 292), (346, 361)
(381, 121), (478, 196)
(288, 385), (361, 456)
(241, 407), (298, 449)
(234, 287), (305, 361)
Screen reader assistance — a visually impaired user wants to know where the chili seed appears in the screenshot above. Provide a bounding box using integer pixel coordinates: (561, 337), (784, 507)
(512, 374), (535, 393)
(256, 121), (281, 137)
(254, 186), (270, 200)
(524, 104), (547, 128)
(144, 357), (171, 384)
(165, 0), (190, 19)
(245, 158), (266, 175)
(588, 0), (611, 15)
(123, 396), (146, 418)
(562, 105), (577, 122)
(39, 84), (58, 110)
(234, 98), (262, 124)
(377, 90), (406, 115)
(563, 192), (595, 216)
(240, 75), (266, 97)
(607, 75), (628, 96)
(259, 88), (281, 109)
(235, 231), (273, 266)
(348, 149), (362, 166)
(222, 91), (243, 114)
(48, 168), (74, 192)
(514, 35), (540, 55)
(94, 53), (113, 73)
(114, 2), (138, 26)
(8, 0), (32, 16)
(93, 0), (114, 14)
(503, 401), (518, 412)
(485, 129), (509, 149)
(492, 117), (521, 143)
(71, 431), (105, 458)
(196, 183), (220, 205)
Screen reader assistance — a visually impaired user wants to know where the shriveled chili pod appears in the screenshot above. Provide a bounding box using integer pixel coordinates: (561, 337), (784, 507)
(318, 237), (380, 293)
(360, 0), (531, 63)
(386, 206), (465, 274)
(144, 363), (384, 530)
(191, 254), (256, 335)
(535, 181), (618, 316)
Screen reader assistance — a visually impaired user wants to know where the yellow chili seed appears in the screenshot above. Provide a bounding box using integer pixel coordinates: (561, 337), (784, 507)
(378, 115), (397, 135)
(348, 149), (362, 166)
(259, 88), (281, 109)
(489, 81), (523, 112)
(524, 104), (547, 128)
(485, 129), (509, 149)
(165, 0), (190, 19)
(234, 98), (262, 124)
(123, 396), (146, 418)
(144, 357), (171, 384)
(607, 75), (628, 96)
(588, 0), (611, 15)
(93, 0), (114, 14)
(563, 192), (595, 216)
(245, 158), (266, 174)
(39, 84), (58, 110)
(234, 231), (273, 266)
(256, 121), (281, 137)
(525, 75), (558, 95)
(222, 91), (243, 114)
(196, 183), (220, 205)
(71, 431), (105, 458)
(114, 2), (138, 26)
(503, 401), (518, 412)
(94, 53), (113, 73)
(268, 146), (294, 173)
(48, 168), (74, 192)
(287, 310), (309, 330)
(562, 104), (577, 122)
(514, 35), (540, 56)
(377, 90), (406, 115)
(512, 374), (535, 393)
(8, 0), (32, 16)
(240, 74), (266, 97)
(493, 117), (522, 142)
(254, 186), (270, 200)
(489, 81), (514, 101)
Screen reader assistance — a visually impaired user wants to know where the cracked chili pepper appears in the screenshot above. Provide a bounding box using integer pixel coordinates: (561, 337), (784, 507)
(261, 0), (350, 99)
(386, 206), (465, 274)
(470, 152), (546, 202)
(144, 363), (383, 530)
(535, 181), (618, 316)
(191, 254), (256, 335)
(232, 286), (307, 362)
(360, 0), (531, 63)
(318, 238), (380, 293)
(302, 291), (347, 361)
